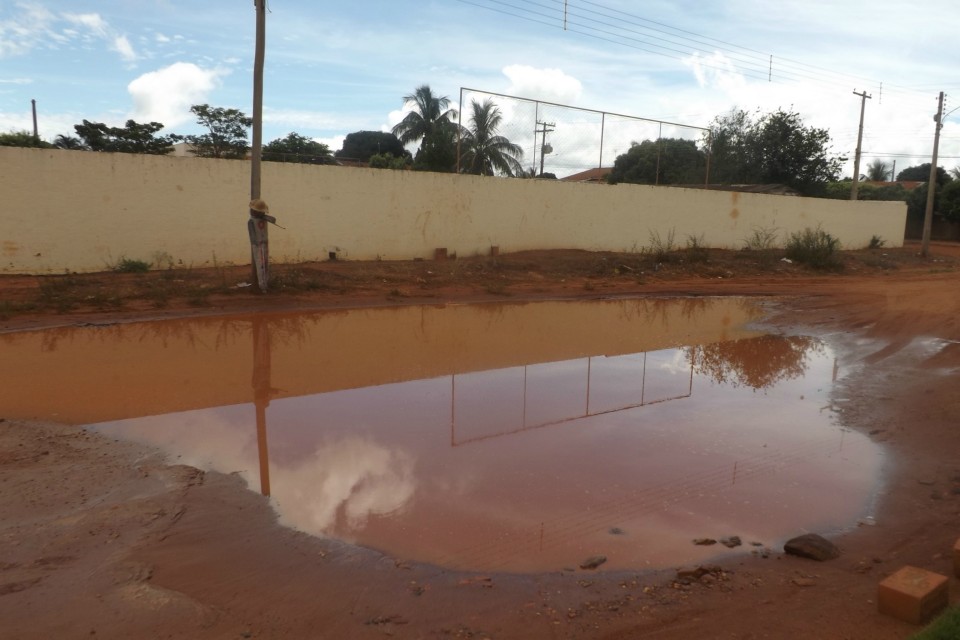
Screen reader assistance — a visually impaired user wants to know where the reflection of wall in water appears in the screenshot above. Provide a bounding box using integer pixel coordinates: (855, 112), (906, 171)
(0, 298), (764, 423)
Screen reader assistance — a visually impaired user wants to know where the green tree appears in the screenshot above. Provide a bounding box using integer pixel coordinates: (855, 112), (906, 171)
(866, 159), (891, 181)
(413, 123), (458, 173)
(263, 132), (333, 164)
(703, 108), (755, 185)
(939, 180), (960, 222)
(896, 163), (952, 185)
(458, 98), (524, 177)
(607, 138), (706, 185)
(184, 104), (251, 159)
(391, 84), (460, 173)
(335, 131), (408, 162)
(391, 84), (458, 146)
(951, 166), (960, 180)
(906, 183), (939, 222)
(53, 134), (88, 150)
(0, 130), (51, 148)
(705, 108), (843, 196)
(368, 153), (410, 170)
(72, 119), (178, 154)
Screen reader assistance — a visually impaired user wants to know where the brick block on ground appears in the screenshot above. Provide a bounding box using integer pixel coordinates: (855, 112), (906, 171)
(953, 538), (960, 578)
(878, 566), (948, 624)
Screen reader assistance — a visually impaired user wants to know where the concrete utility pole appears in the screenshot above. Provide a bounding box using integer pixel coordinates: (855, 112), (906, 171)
(535, 120), (554, 176)
(30, 99), (38, 142)
(920, 91), (945, 257)
(850, 90), (872, 200)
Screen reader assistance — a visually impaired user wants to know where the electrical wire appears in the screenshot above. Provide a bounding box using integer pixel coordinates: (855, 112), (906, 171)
(454, 0), (947, 108)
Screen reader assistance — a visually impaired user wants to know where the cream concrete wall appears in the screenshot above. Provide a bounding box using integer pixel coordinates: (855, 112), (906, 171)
(1, 147), (906, 274)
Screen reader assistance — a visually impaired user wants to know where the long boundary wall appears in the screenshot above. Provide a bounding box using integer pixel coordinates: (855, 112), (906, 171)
(1, 147), (906, 274)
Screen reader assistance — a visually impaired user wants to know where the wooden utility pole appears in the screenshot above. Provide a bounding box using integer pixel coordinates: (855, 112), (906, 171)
(251, 0), (266, 200)
(850, 90), (872, 200)
(920, 91), (945, 257)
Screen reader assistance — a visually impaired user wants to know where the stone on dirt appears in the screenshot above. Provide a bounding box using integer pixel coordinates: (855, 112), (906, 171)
(720, 536), (742, 548)
(784, 534), (840, 561)
(579, 555), (607, 570)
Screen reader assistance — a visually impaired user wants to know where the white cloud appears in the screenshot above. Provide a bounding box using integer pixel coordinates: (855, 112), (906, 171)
(0, 2), (57, 57)
(314, 134), (345, 152)
(155, 32), (170, 44)
(502, 65), (583, 104)
(112, 35), (136, 62)
(63, 12), (108, 37)
(127, 62), (225, 127)
(62, 10), (136, 62)
(684, 51), (747, 94)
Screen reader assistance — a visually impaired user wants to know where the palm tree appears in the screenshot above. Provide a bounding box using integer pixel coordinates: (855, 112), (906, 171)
(391, 85), (458, 146)
(53, 134), (88, 150)
(459, 99), (524, 177)
(865, 159), (891, 181)
(951, 166), (960, 180)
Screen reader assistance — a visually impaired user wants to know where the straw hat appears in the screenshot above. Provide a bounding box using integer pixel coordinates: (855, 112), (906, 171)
(249, 198), (270, 214)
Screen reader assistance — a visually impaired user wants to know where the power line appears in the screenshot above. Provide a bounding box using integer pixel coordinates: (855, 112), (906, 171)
(454, 0), (946, 106)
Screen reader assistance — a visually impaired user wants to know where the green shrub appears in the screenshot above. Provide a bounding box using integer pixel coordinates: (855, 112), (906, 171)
(113, 257), (150, 273)
(785, 226), (841, 270)
(742, 226), (780, 251)
(867, 235), (885, 249)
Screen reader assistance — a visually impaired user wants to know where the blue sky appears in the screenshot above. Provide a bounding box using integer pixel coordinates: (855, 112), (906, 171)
(1, 0), (958, 178)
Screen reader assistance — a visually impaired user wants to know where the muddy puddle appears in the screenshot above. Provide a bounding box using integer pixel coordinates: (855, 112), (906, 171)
(1, 298), (884, 573)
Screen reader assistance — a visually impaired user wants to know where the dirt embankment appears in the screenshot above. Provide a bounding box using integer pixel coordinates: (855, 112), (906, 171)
(2, 242), (960, 639)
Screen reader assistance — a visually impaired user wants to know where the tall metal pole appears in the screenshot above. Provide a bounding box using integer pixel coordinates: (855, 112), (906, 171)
(920, 91), (945, 257)
(251, 0), (266, 201)
(850, 90), (872, 200)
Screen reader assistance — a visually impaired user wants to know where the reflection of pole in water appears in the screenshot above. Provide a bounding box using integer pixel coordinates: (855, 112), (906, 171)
(252, 317), (272, 496)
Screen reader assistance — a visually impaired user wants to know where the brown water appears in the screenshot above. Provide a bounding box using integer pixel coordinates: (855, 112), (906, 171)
(1, 298), (884, 573)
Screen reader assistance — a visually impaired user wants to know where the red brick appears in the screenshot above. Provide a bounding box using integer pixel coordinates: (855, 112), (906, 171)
(878, 566), (948, 624)
(953, 538), (960, 578)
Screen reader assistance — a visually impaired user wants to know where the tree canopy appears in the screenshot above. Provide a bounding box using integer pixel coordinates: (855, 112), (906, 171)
(896, 163), (953, 185)
(263, 132), (333, 164)
(940, 180), (960, 222)
(391, 85), (457, 146)
(706, 108), (844, 196)
(392, 85), (460, 173)
(335, 131), (408, 162)
(865, 159), (891, 181)
(458, 98), (524, 177)
(607, 138), (706, 185)
(183, 104), (251, 159)
(72, 119), (179, 154)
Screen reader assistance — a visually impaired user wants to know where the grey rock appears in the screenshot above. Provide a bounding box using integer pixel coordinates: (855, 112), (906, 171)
(720, 536), (742, 548)
(783, 533), (840, 561)
(579, 555), (607, 570)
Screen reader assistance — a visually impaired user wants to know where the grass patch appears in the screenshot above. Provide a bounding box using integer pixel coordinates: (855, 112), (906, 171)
(785, 226), (842, 270)
(911, 606), (960, 639)
(647, 228), (677, 262)
(740, 226), (781, 268)
(684, 234), (709, 263)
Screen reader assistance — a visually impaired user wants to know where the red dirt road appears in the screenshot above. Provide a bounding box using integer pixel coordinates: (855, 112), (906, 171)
(2, 243), (960, 639)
